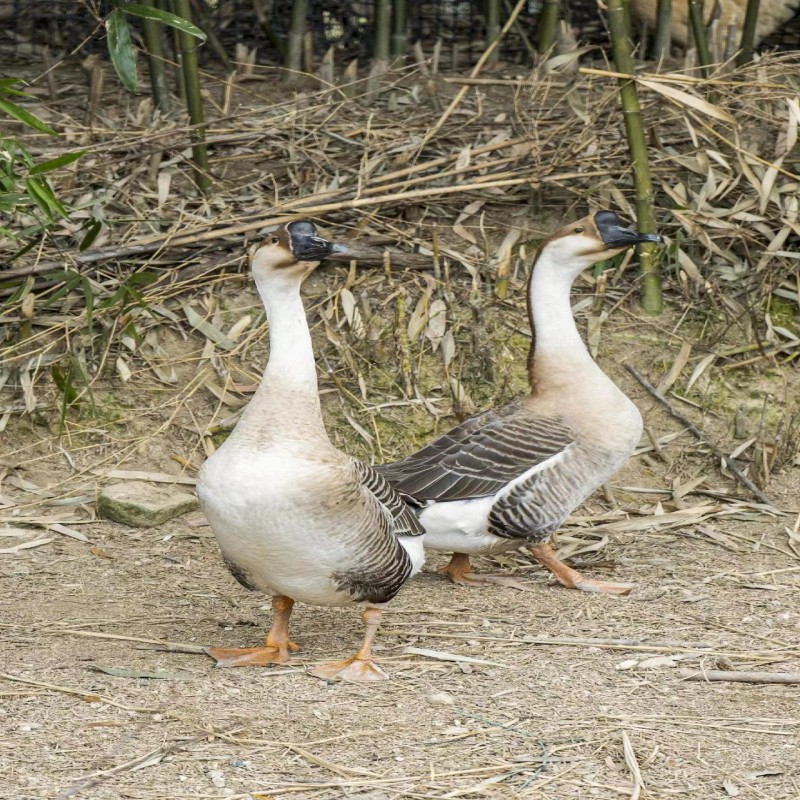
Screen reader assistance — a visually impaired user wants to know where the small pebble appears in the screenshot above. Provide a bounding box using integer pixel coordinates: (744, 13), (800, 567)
(428, 691), (455, 706)
(207, 769), (226, 788)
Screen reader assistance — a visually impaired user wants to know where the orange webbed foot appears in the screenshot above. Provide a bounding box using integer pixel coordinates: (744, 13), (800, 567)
(568, 577), (635, 596)
(205, 642), (298, 668)
(438, 553), (527, 591)
(309, 656), (389, 683)
(528, 541), (634, 596)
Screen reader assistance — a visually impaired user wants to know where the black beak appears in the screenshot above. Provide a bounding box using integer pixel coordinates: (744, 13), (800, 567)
(322, 243), (355, 262)
(287, 220), (354, 262)
(594, 210), (662, 249)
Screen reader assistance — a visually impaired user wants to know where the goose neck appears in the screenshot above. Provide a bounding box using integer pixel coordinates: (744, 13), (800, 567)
(233, 274), (325, 438)
(526, 249), (595, 389)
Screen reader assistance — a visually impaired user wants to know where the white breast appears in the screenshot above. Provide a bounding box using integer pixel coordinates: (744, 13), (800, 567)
(198, 447), (358, 607)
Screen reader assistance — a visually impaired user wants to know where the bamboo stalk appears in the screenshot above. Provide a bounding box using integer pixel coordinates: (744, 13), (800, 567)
(373, 0), (391, 62)
(139, 0), (171, 113)
(653, 0), (672, 63)
(736, 0), (761, 65)
(607, 0), (661, 313)
(502, 0), (536, 62)
(538, 0), (559, 54)
(368, 0), (391, 101)
(172, 0), (211, 193)
(687, 0), (712, 77)
(391, 0), (407, 57)
(485, 0), (501, 65)
(284, 0), (308, 83)
(164, 0), (184, 101)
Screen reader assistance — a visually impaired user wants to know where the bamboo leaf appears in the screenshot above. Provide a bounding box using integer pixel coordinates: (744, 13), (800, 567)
(637, 79), (735, 124)
(106, 9), (138, 93)
(0, 96), (58, 135)
(29, 150), (85, 175)
(79, 220), (104, 252)
(25, 177), (66, 218)
(122, 3), (207, 42)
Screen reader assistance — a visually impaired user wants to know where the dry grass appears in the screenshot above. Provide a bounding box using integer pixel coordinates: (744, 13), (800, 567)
(1, 45), (800, 800)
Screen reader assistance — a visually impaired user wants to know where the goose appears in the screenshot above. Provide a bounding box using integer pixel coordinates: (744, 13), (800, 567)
(197, 220), (425, 682)
(377, 210), (661, 594)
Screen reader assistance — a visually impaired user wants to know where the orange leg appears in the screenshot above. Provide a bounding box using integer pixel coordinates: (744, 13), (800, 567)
(437, 552), (527, 591)
(528, 541), (634, 596)
(309, 607), (389, 683)
(206, 595), (300, 668)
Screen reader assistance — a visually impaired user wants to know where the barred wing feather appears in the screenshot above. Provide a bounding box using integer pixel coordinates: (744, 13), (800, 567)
(351, 459), (425, 537)
(376, 400), (574, 501)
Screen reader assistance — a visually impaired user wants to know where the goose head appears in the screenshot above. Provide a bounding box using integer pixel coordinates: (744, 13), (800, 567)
(537, 210), (662, 279)
(252, 220), (352, 285)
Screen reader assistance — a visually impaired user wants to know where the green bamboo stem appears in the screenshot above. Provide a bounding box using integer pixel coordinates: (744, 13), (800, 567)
(736, 0), (761, 65)
(607, 0), (661, 313)
(537, 0), (559, 53)
(687, 0), (712, 77)
(164, 0), (184, 101)
(172, 0), (210, 193)
(284, 0), (308, 83)
(653, 0), (672, 62)
(391, 0), (407, 57)
(485, 0), (500, 64)
(373, 0), (391, 63)
(140, 0), (170, 113)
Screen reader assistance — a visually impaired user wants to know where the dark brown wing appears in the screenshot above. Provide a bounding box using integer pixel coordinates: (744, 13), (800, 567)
(351, 459), (425, 537)
(376, 399), (574, 501)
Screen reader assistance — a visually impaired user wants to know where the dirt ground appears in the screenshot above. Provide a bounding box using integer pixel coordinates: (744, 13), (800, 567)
(3, 288), (800, 800)
(3, 480), (800, 800)
(3, 49), (800, 800)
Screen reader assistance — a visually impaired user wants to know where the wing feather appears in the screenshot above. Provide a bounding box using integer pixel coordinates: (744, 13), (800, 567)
(351, 459), (425, 537)
(376, 399), (574, 501)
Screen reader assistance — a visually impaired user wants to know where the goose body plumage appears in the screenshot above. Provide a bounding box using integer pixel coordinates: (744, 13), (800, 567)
(378, 210), (660, 593)
(197, 221), (423, 680)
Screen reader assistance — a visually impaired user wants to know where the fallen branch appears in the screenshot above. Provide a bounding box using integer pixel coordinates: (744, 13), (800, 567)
(625, 365), (772, 506)
(679, 668), (800, 684)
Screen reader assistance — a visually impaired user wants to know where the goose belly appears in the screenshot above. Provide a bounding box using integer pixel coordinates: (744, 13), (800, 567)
(198, 455), (362, 607)
(418, 496), (513, 556)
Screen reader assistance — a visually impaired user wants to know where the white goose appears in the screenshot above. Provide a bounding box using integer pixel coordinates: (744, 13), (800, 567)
(198, 220), (425, 682)
(378, 210), (661, 594)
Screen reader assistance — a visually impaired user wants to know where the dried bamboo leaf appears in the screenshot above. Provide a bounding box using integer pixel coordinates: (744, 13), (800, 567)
(638, 79), (735, 123)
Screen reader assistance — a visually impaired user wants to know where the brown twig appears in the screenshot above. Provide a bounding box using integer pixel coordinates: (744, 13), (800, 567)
(679, 668), (800, 684)
(625, 365), (772, 506)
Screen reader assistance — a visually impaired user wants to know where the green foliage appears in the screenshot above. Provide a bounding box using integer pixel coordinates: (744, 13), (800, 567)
(107, 9), (138, 92)
(106, 2), (207, 97)
(0, 81), (86, 247)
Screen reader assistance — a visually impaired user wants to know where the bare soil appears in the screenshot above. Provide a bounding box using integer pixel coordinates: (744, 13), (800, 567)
(2, 52), (800, 800)
(3, 285), (800, 800)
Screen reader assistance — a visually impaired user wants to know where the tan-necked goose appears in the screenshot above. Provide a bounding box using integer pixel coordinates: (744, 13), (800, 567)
(198, 220), (425, 682)
(377, 210), (661, 594)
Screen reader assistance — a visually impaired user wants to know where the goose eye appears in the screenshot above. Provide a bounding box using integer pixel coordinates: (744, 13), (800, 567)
(573, 227), (584, 234)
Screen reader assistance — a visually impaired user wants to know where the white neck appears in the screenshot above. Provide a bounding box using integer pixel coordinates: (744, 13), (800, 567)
(527, 249), (597, 387)
(226, 272), (328, 447)
(255, 275), (319, 392)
